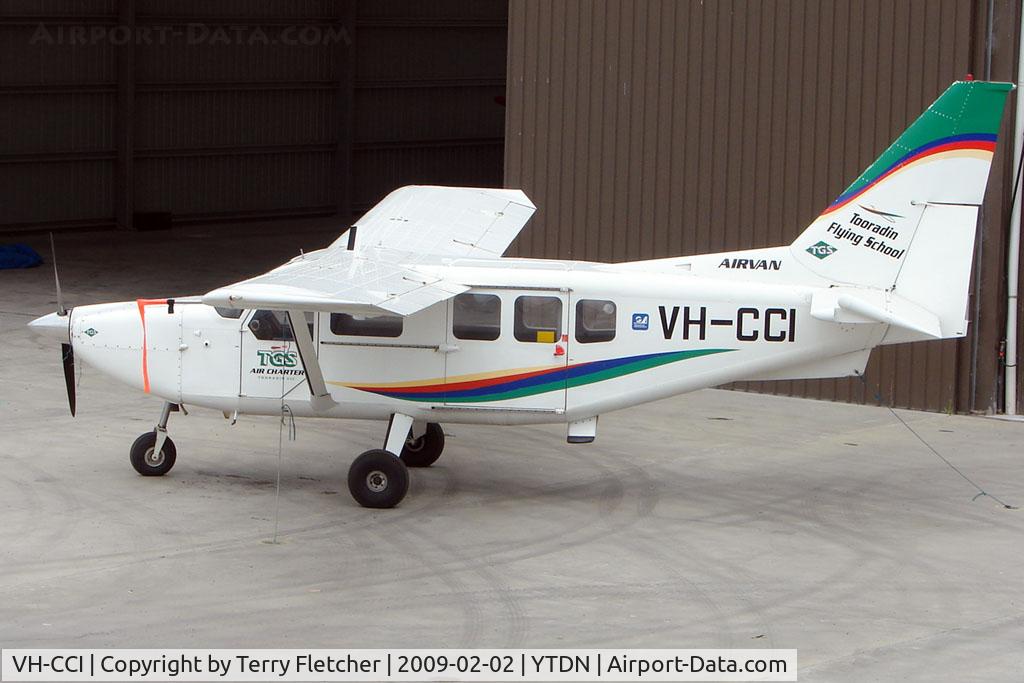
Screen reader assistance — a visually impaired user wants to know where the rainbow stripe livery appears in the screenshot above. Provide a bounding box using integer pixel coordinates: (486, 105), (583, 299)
(339, 349), (735, 403)
(821, 132), (997, 216)
(815, 80), (1010, 219)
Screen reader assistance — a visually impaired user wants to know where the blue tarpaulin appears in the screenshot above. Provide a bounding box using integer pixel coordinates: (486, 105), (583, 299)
(0, 244), (43, 269)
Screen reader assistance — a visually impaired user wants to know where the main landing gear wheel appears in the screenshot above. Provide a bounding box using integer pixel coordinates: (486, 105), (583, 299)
(129, 431), (177, 476)
(401, 422), (445, 468)
(348, 449), (409, 509)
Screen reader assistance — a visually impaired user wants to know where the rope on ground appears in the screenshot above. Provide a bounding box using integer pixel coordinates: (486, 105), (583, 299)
(270, 336), (299, 545)
(854, 371), (1017, 510)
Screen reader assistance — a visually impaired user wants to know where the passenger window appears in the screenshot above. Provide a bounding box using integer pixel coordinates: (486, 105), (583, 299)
(576, 299), (616, 343)
(453, 293), (501, 341)
(514, 296), (562, 343)
(248, 310), (313, 341)
(330, 312), (403, 337)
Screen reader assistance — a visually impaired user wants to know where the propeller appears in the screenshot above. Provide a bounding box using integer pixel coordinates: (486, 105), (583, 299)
(50, 233), (75, 416)
(50, 232), (66, 316)
(62, 342), (76, 417)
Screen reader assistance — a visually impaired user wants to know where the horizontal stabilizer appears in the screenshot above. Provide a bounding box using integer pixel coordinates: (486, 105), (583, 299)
(810, 289), (942, 338)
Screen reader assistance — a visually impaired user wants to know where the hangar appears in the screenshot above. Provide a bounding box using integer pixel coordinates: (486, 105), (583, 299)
(0, 0), (1021, 415)
(3, 3), (1024, 680)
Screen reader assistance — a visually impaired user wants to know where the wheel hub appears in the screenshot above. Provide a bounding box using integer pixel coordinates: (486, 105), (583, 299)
(144, 446), (165, 467)
(366, 470), (388, 492)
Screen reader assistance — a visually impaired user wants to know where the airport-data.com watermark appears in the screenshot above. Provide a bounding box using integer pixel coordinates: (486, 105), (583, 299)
(28, 23), (351, 47)
(2, 648), (797, 681)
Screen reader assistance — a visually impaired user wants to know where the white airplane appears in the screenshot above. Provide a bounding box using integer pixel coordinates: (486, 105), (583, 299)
(29, 80), (1013, 508)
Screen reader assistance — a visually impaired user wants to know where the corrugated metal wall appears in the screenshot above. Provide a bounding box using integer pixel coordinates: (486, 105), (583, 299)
(0, 0), (508, 231)
(504, 0), (1022, 413)
(352, 0), (507, 213)
(131, 0), (346, 224)
(0, 0), (119, 230)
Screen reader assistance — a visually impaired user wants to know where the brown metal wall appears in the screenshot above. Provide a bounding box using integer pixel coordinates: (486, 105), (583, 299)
(352, 0), (507, 214)
(504, 0), (1022, 413)
(0, 0), (508, 231)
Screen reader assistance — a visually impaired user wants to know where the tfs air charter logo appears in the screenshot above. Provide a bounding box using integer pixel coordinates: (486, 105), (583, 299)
(806, 241), (837, 260)
(252, 347), (305, 377)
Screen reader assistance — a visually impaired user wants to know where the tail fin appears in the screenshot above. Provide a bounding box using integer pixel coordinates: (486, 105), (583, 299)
(792, 80), (1012, 292)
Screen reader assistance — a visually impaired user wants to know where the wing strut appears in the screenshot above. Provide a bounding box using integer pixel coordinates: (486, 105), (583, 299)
(286, 310), (335, 412)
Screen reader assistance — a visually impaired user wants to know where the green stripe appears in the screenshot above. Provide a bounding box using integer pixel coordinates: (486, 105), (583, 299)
(840, 81), (1011, 198)
(395, 348), (735, 403)
(566, 347), (732, 390)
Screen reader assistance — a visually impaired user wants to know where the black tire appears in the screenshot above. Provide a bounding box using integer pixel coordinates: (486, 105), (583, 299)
(129, 431), (177, 476)
(348, 449), (409, 508)
(400, 422), (445, 468)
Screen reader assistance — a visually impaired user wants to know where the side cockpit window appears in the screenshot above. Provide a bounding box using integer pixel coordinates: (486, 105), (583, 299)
(330, 312), (403, 338)
(575, 299), (616, 343)
(248, 310), (313, 341)
(453, 293), (501, 341)
(215, 306), (244, 319)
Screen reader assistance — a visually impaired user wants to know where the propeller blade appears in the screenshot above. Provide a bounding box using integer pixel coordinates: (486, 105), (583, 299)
(49, 232), (66, 316)
(61, 343), (76, 417)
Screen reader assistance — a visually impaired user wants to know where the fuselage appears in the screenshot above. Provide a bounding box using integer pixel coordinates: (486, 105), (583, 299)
(24, 82), (1006, 509)
(55, 248), (889, 426)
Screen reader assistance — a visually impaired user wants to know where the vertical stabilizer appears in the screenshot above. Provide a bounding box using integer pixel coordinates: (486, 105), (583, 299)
(791, 81), (1013, 291)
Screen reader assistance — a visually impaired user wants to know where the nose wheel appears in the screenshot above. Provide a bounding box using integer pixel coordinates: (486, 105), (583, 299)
(129, 431), (177, 476)
(129, 401), (179, 476)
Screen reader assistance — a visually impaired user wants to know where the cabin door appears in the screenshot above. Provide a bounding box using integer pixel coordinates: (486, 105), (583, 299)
(239, 309), (313, 401)
(443, 289), (569, 413)
(316, 305), (448, 406)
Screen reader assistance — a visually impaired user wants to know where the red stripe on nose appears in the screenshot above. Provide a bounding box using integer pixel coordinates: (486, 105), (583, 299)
(135, 298), (167, 394)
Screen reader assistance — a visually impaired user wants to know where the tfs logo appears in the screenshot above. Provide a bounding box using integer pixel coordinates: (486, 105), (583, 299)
(257, 349), (298, 368)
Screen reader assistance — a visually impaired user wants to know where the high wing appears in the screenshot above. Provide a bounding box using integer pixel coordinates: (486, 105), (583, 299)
(202, 186), (535, 316)
(334, 185), (536, 259)
(202, 247), (470, 316)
